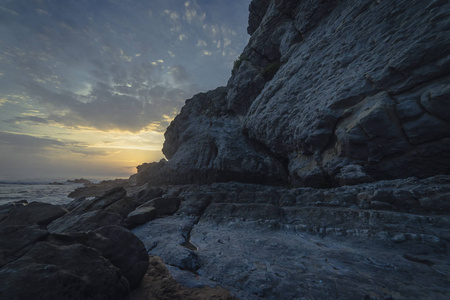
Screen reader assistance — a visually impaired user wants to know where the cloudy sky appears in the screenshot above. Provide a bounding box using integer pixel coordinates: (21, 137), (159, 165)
(0, 0), (251, 180)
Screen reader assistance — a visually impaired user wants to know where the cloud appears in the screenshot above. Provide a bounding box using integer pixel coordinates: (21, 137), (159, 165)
(21, 79), (195, 133)
(0, 131), (65, 149)
(0, 98), (9, 106)
(0, 131), (117, 158)
(0, 0), (252, 179)
(10, 116), (50, 125)
(168, 65), (190, 83)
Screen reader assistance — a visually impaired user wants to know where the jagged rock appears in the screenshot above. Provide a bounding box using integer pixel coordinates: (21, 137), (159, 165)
(0, 202), (67, 227)
(66, 178), (93, 185)
(134, 87), (289, 186)
(156, 0), (450, 188)
(83, 226), (149, 289)
(241, 0), (450, 186)
(145, 197), (182, 215)
(0, 200), (27, 222)
(226, 59), (267, 115)
(68, 179), (130, 198)
(0, 241), (130, 300)
(335, 164), (375, 186)
(0, 203), (149, 298)
(131, 160), (168, 186)
(69, 186), (127, 213)
(134, 186), (164, 206)
(247, 0), (270, 35)
(0, 225), (49, 267)
(47, 210), (123, 233)
(104, 196), (136, 218)
(48, 187), (133, 233)
(125, 197), (183, 228)
(126, 206), (158, 227)
(64, 196), (86, 211)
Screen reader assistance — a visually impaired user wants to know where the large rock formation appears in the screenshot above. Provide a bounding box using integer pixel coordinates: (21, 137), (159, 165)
(3, 1), (449, 299)
(126, 1), (450, 299)
(135, 0), (450, 188)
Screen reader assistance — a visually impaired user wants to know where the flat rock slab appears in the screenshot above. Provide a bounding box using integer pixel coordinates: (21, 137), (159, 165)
(133, 180), (450, 299)
(135, 218), (450, 300)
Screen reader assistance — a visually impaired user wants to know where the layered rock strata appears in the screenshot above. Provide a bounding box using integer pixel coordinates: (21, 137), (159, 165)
(133, 176), (450, 299)
(128, 2), (450, 297)
(136, 0), (450, 188)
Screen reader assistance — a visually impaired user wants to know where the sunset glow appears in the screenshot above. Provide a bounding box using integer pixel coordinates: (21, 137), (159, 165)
(0, 0), (251, 180)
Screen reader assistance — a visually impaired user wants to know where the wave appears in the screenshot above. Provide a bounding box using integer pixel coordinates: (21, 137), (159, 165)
(1, 181), (44, 185)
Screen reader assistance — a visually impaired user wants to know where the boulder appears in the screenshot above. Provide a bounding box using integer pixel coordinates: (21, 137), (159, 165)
(145, 197), (183, 215)
(49, 187), (132, 233)
(69, 186), (127, 213)
(133, 186), (164, 206)
(0, 207), (149, 298)
(126, 206), (158, 227)
(0, 225), (49, 267)
(0, 202), (67, 227)
(0, 200), (27, 222)
(104, 196), (136, 218)
(47, 210), (123, 234)
(75, 226), (150, 290)
(0, 241), (129, 300)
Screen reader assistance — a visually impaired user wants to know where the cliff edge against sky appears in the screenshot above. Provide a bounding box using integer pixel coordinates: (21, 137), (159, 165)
(2, 1), (449, 299)
(136, 0), (450, 188)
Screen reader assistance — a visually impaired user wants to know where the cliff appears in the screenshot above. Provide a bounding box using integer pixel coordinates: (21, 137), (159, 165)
(136, 0), (450, 188)
(2, 1), (449, 299)
(125, 1), (450, 298)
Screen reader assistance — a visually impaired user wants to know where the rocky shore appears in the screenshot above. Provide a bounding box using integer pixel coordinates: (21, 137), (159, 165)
(2, 175), (448, 299)
(1, 0), (450, 299)
(0, 186), (235, 299)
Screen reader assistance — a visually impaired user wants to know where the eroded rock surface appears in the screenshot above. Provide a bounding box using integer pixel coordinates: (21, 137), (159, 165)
(0, 195), (149, 298)
(129, 255), (235, 300)
(144, 87), (288, 186)
(133, 176), (450, 299)
(137, 0), (450, 188)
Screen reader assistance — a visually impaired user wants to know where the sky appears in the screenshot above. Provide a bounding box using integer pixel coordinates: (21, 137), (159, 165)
(0, 0), (251, 180)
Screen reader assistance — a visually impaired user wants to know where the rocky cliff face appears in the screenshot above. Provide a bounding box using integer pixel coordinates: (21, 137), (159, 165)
(139, 0), (450, 188)
(123, 2), (450, 299)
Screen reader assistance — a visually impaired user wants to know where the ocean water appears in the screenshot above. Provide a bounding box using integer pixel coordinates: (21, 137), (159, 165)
(0, 181), (83, 206)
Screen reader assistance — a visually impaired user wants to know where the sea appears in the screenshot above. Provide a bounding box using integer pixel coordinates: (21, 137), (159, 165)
(0, 180), (84, 206)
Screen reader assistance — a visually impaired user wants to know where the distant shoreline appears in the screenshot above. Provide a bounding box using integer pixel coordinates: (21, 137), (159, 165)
(0, 176), (129, 185)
